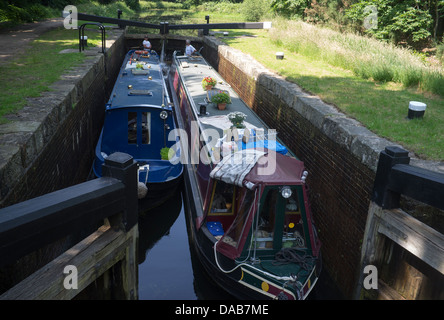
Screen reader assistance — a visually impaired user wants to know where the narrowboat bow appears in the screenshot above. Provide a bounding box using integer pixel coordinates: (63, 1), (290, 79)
(93, 49), (183, 210)
(169, 51), (321, 300)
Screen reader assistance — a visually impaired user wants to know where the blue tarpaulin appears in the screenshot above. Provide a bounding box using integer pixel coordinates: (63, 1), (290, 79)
(207, 221), (225, 236)
(239, 139), (288, 155)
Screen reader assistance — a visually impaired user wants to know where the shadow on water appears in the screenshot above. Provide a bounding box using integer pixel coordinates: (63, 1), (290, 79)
(137, 184), (344, 300)
(137, 184), (235, 300)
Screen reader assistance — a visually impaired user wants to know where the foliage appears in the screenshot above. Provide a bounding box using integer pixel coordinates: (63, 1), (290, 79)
(124, 0), (140, 12)
(211, 91), (231, 104)
(202, 76), (217, 89)
(227, 111), (247, 128)
(0, 0), (87, 24)
(160, 147), (173, 160)
(345, 0), (435, 47)
(241, 0), (267, 22)
(197, 1), (242, 14)
(267, 19), (444, 95)
(304, 0), (355, 30)
(270, 0), (310, 18)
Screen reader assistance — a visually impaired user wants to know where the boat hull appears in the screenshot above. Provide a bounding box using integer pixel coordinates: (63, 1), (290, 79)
(139, 174), (183, 212)
(92, 49), (183, 213)
(169, 51), (321, 300)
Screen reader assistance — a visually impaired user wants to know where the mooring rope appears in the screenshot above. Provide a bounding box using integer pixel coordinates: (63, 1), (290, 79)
(272, 248), (315, 271)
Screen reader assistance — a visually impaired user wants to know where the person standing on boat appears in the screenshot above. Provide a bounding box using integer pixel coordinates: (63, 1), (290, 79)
(185, 39), (197, 56)
(142, 35), (152, 51)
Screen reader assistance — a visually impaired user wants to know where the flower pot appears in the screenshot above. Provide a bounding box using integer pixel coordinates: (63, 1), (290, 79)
(205, 85), (213, 91)
(217, 103), (226, 110)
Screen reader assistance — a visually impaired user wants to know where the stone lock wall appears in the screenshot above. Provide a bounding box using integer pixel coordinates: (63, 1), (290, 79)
(203, 36), (403, 298)
(0, 29), (126, 209)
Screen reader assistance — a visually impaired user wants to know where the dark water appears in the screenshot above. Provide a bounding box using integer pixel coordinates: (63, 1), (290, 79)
(137, 187), (235, 300)
(137, 187), (343, 300)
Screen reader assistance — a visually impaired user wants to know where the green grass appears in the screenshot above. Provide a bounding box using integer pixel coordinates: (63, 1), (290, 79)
(0, 27), (103, 124)
(267, 19), (444, 97)
(219, 28), (444, 160)
(1, 1), (443, 161)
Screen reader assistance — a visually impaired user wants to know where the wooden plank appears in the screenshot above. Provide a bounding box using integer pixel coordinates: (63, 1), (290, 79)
(377, 280), (406, 300)
(376, 208), (444, 275)
(389, 164), (444, 210)
(0, 177), (126, 267)
(0, 224), (138, 300)
(120, 226), (139, 300)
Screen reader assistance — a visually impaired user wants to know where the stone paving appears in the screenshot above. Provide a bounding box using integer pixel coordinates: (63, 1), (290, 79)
(0, 18), (64, 65)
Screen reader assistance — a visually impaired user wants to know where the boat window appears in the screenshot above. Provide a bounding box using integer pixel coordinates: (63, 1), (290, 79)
(209, 181), (235, 215)
(142, 112), (150, 144)
(128, 112), (137, 144)
(282, 191), (306, 249)
(254, 189), (278, 250)
(221, 189), (254, 248)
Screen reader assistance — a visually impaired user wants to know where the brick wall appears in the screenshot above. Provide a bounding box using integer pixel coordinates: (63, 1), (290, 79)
(203, 36), (396, 298)
(0, 31), (126, 293)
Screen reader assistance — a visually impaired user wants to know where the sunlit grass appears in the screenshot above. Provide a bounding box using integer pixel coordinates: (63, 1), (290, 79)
(2, 1), (443, 160)
(268, 19), (444, 97)
(219, 29), (444, 160)
(0, 27), (103, 123)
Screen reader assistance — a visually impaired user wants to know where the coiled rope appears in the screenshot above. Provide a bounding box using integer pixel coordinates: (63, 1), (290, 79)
(273, 248), (316, 271)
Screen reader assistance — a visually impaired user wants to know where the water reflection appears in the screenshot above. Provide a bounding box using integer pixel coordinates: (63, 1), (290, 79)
(137, 187), (234, 300)
(137, 186), (342, 300)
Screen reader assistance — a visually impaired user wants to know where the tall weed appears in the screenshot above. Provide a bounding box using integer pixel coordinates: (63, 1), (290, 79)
(269, 19), (444, 96)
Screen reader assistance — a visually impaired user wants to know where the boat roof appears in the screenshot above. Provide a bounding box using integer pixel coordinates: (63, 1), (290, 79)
(210, 148), (305, 188)
(174, 53), (306, 185)
(174, 54), (293, 155)
(245, 150), (305, 186)
(106, 50), (168, 109)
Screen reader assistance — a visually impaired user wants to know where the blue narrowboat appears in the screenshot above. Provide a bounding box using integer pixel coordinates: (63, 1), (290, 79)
(93, 49), (183, 209)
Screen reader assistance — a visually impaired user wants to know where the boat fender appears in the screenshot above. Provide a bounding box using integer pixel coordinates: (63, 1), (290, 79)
(138, 182), (148, 199)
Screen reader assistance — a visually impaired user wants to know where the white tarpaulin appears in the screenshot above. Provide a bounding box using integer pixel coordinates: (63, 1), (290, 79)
(209, 149), (267, 187)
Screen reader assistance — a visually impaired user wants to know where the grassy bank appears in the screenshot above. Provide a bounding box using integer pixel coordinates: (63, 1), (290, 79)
(0, 28), (103, 124)
(1, 1), (443, 161)
(268, 19), (444, 97)
(219, 25), (444, 160)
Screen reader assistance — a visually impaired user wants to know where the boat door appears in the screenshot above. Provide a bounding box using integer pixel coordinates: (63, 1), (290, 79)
(247, 185), (315, 257)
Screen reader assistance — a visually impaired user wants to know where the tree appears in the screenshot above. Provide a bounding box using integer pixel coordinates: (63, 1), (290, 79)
(270, 0), (311, 18)
(345, 0), (441, 47)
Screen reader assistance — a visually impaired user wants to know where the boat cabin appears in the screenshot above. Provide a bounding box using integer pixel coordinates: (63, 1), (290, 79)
(202, 151), (320, 262)
(93, 50), (182, 188)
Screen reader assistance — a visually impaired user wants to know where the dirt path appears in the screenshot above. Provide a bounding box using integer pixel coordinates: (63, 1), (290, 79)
(0, 18), (63, 66)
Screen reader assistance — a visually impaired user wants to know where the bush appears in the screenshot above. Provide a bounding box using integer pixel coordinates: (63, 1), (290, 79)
(242, 0), (266, 22)
(124, 0), (141, 12)
(270, 0), (310, 19)
(3, 4), (33, 22)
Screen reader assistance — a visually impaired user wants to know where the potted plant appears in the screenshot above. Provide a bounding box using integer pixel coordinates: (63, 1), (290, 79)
(160, 147), (173, 160)
(201, 76), (217, 90)
(227, 111), (247, 128)
(210, 90), (231, 110)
